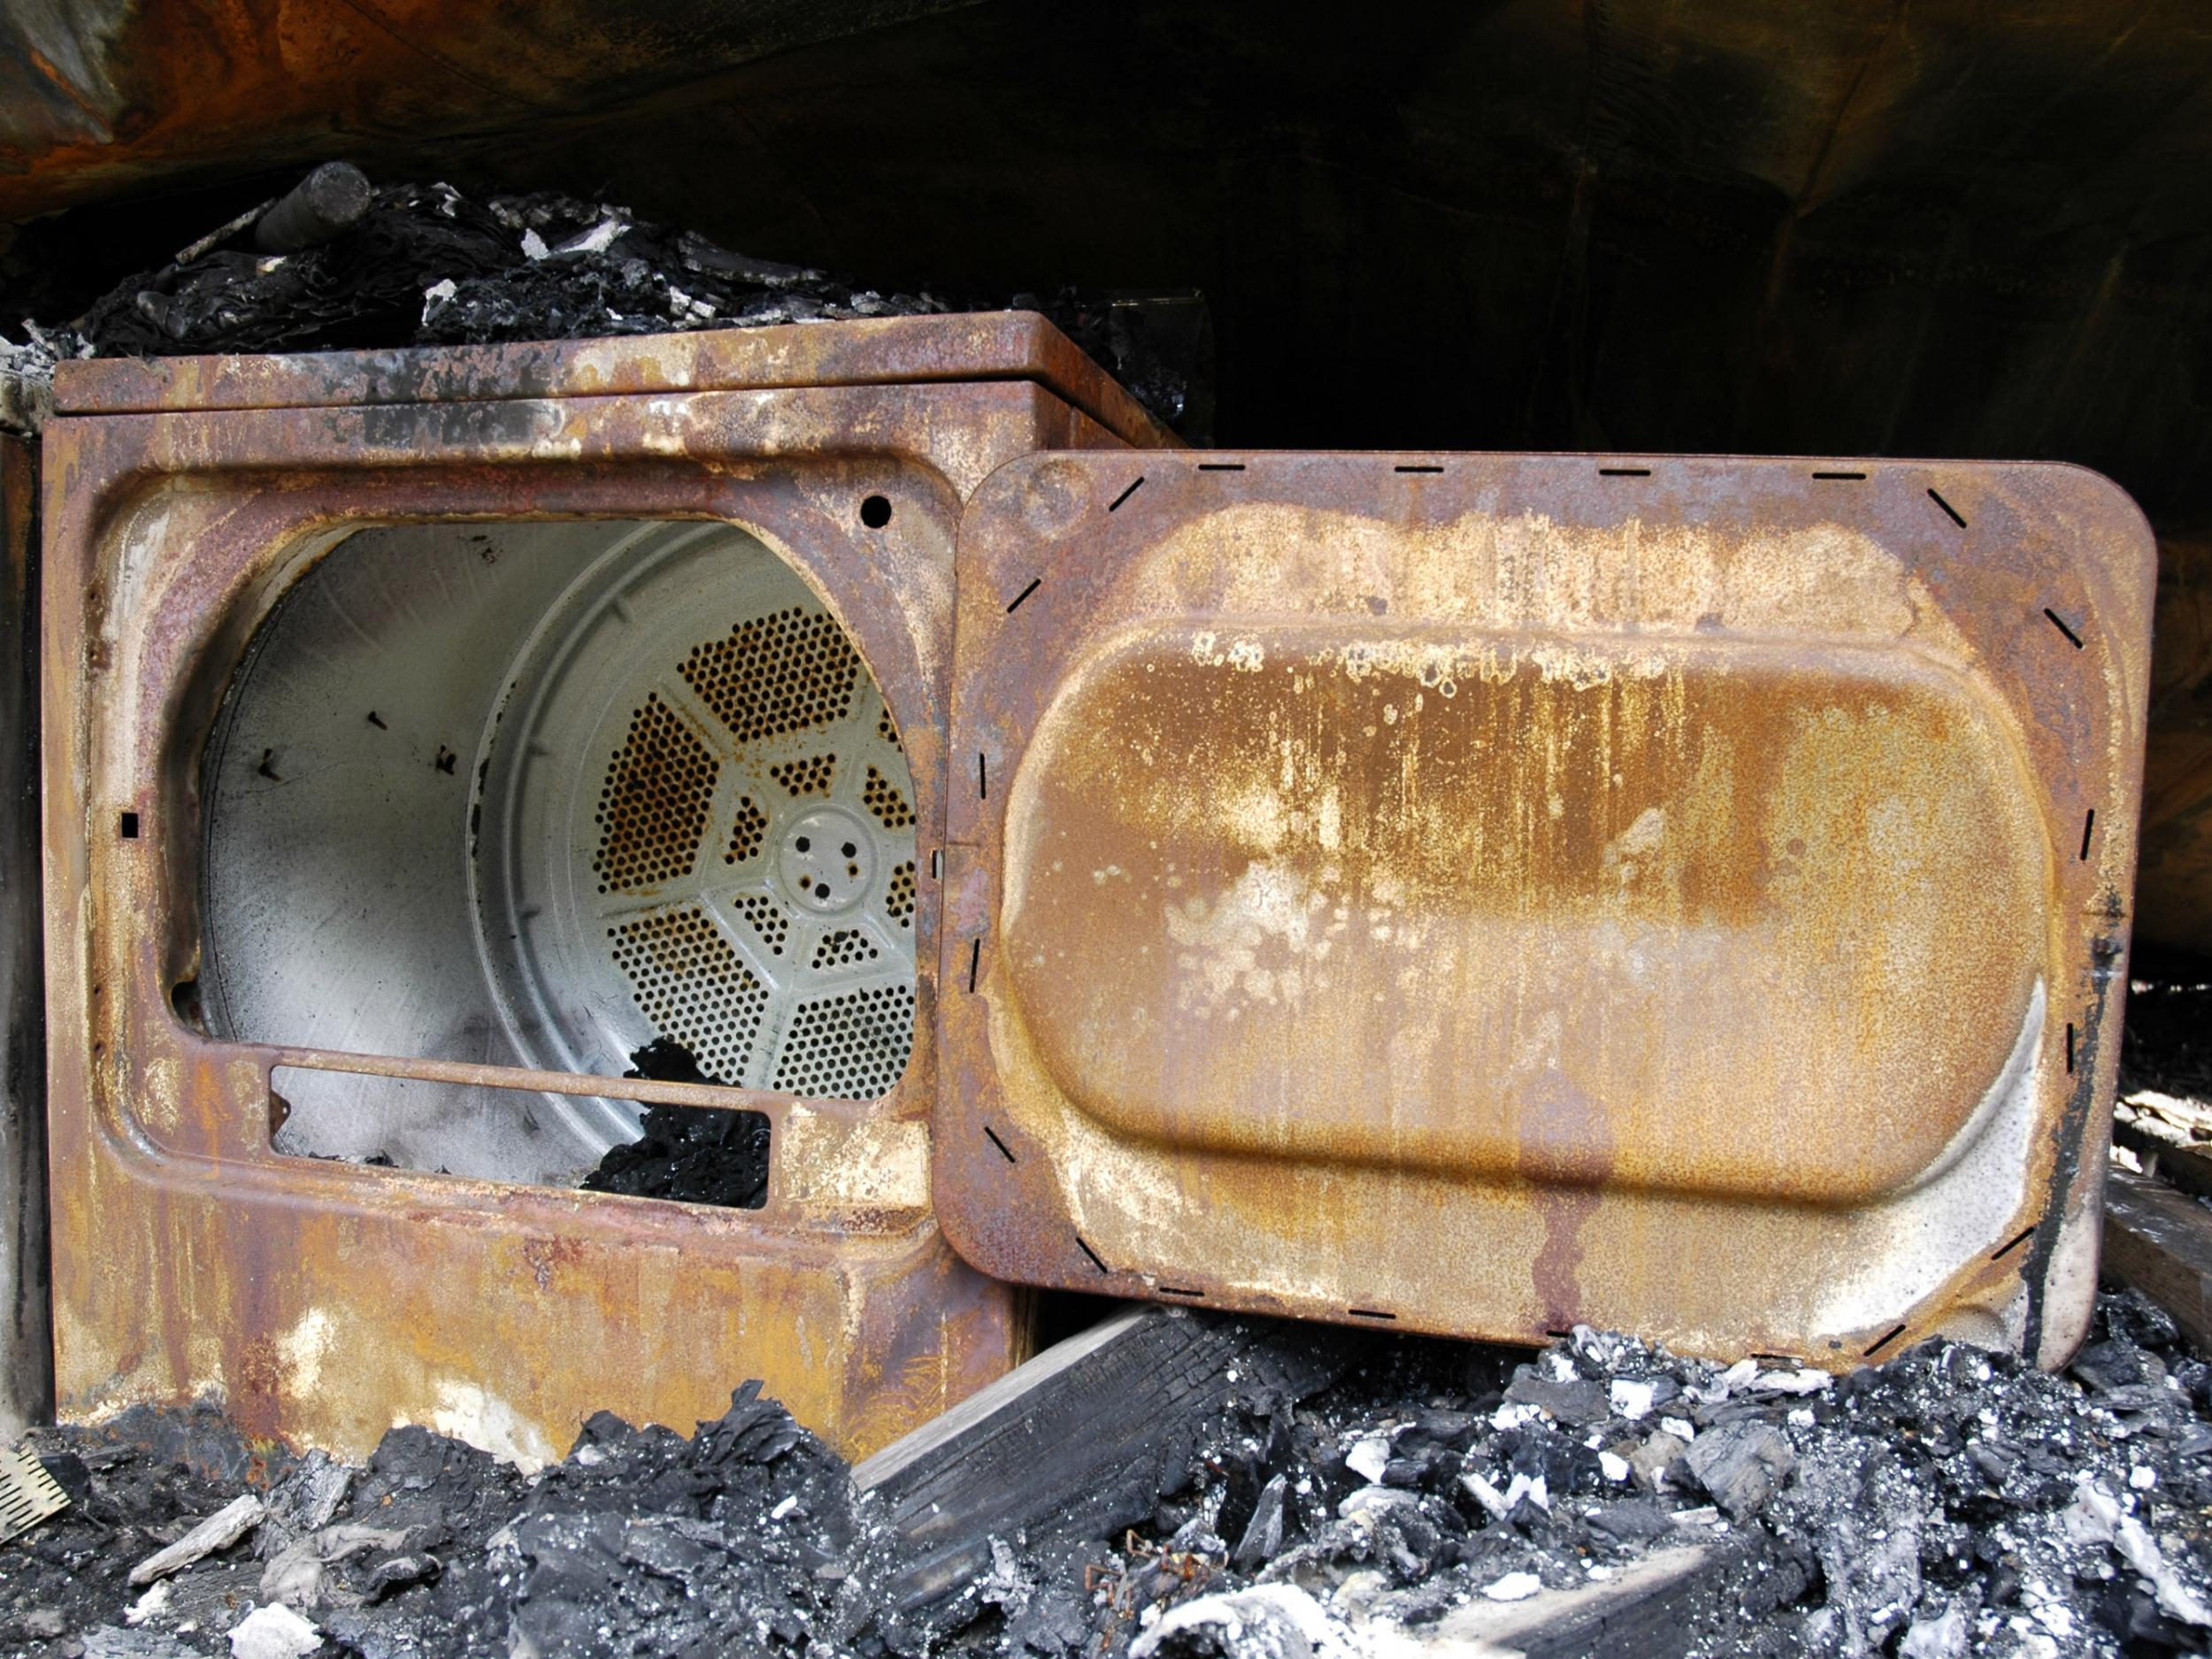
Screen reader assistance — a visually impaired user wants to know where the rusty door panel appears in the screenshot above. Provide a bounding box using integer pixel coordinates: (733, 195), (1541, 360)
(42, 316), (1168, 1464)
(1002, 628), (2046, 1205)
(939, 453), (2154, 1371)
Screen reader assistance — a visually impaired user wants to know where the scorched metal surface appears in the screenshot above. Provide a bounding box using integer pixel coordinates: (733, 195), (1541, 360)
(936, 452), (2154, 1371)
(40, 313), (1168, 1464)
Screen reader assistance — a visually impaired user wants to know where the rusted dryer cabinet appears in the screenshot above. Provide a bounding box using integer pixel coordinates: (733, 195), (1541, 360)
(42, 316), (1168, 1463)
(936, 455), (2154, 1370)
(40, 315), (2156, 1470)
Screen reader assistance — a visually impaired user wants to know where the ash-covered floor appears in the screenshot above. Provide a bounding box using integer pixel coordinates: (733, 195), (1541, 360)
(3, 1287), (2209, 1658)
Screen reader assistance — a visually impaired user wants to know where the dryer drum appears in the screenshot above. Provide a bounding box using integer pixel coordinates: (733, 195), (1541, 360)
(202, 518), (921, 1187)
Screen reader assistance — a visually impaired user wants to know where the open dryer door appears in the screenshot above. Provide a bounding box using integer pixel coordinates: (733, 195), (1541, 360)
(934, 451), (2155, 1370)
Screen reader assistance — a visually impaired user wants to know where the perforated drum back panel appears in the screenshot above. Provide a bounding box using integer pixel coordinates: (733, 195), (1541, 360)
(939, 451), (2156, 1371)
(477, 522), (920, 1106)
(684, 607), (862, 741)
(595, 696), (718, 895)
(609, 907), (769, 1083)
(773, 983), (919, 1101)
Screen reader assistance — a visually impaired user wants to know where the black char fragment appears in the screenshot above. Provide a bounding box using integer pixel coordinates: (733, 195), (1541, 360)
(578, 1038), (772, 1210)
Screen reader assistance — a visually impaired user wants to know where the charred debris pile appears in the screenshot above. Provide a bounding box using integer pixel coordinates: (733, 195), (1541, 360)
(579, 1041), (772, 1210)
(5, 1291), (2212, 1658)
(0, 163), (1206, 437)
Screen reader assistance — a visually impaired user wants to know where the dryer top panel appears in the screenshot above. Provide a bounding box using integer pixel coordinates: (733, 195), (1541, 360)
(52, 311), (1171, 450)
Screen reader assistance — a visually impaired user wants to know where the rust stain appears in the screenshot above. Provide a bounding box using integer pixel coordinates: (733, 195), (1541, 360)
(519, 1235), (583, 1292)
(1519, 1070), (1613, 1334)
(995, 628), (2043, 1201)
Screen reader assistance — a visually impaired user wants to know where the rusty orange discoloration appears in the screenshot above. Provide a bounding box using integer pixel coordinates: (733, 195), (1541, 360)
(41, 315), (1171, 1464)
(1000, 631), (2044, 1202)
(937, 452), (2155, 1371)
(50, 312), (1173, 452)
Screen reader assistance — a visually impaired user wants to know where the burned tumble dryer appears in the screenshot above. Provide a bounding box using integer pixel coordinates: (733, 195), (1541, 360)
(42, 315), (1171, 1462)
(41, 313), (2158, 1471)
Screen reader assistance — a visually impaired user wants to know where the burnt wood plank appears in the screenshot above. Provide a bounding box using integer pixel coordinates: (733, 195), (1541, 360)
(1418, 1543), (1724, 1658)
(854, 1303), (1352, 1614)
(2103, 1164), (2212, 1352)
(2113, 1120), (2212, 1204)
